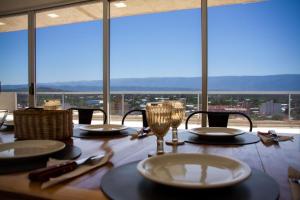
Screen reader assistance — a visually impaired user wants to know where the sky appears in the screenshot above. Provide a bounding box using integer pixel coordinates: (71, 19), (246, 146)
(0, 0), (300, 85)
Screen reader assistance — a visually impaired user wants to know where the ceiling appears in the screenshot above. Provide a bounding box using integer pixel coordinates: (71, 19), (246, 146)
(0, 0), (89, 15)
(0, 0), (261, 33)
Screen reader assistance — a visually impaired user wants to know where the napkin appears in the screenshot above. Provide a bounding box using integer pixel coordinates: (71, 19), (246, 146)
(41, 151), (113, 189)
(288, 166), (300, 200)
(257, 130), (293, 145)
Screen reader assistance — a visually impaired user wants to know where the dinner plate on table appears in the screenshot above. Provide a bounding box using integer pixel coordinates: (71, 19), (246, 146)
(137, 153), (251, 189)
(79, 124), (127, 132)
(3, 120), (14, 127)
(0, 140), (65, 160)
(188, 127), (245, 137)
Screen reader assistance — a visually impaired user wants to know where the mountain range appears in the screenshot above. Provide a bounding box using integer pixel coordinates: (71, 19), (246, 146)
(2, 74), (300, 92)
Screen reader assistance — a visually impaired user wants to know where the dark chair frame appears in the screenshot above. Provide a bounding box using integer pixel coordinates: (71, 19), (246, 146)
(70, 108), (107, 124)
(185, 111), (253, 132)
(26, 107), (43, 110)
(121, 109), (148, 128)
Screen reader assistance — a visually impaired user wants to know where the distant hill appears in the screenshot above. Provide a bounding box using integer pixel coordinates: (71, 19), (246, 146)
(2, 74), (300, 92)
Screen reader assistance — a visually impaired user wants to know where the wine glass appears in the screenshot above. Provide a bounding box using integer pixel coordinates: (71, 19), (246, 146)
(165, 100), (185, 145)
(146, 102), (172, 156)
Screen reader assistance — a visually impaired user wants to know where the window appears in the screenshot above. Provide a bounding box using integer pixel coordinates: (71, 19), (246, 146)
(36, 2), (103, 113)
(208, 0), (300, 132)
(110, 1), (201, 125)
(0, 14), (28, 111)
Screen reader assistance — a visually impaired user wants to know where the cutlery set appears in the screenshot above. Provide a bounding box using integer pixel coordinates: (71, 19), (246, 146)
(131, 127), (152, 139)
(29, 154), (106, 182)
(258, 130), (294, 144)
(289, 178), (300, 185)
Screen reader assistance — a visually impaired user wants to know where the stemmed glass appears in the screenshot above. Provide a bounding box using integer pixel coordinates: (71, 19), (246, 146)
(146, 102), (172, 156)
(165, 100), (185, 145)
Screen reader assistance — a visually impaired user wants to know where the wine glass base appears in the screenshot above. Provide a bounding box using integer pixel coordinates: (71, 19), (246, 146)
(165, 140), (185, 146)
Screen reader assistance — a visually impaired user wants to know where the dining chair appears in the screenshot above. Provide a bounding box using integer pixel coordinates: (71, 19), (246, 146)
(121, 109), (148, 128)
(185, 111), (253, 131)
(70, 108), (107, 124)
(0, 110), (8, 128)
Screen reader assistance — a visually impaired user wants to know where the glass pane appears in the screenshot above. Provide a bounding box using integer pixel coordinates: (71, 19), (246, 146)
(0, 15), (28, 112)
(36, 2), (103, 116)
(110, 0), (201, 126)
(208, 0), (300, 133)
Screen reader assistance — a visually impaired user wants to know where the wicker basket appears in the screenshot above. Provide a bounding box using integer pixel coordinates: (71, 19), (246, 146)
(14, 109), (73, 140)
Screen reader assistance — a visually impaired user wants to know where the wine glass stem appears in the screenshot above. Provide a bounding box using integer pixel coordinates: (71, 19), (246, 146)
(157, 136), (164, 154)
(172, 127), (178, 143)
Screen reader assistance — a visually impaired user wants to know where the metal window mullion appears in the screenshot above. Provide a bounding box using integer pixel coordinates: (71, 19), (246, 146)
(288, 93), (291, 120)
(28, 12), (36, 107)
(201, 0), (208, 127)
(103, 0), (110, 123)
(121, 94), (125, 116)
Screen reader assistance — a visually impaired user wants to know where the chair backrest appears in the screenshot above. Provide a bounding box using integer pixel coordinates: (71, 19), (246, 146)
(185, 111), (253, 131)
(70, 108), (107, 124)
(121, 109), (148, 128)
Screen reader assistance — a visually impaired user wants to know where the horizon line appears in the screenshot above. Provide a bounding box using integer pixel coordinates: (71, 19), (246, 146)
(2, 73), (300, 86)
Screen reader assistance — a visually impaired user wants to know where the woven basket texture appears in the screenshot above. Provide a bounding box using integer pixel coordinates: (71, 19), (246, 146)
(14, 109), (73, 140)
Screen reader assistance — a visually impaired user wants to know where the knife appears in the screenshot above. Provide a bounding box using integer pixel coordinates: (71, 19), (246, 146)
(28, 154), (105, 182)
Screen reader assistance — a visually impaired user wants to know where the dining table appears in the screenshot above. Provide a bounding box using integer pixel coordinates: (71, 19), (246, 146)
(0, 128), (299, 200)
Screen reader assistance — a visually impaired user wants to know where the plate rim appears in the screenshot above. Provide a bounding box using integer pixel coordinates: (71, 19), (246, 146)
(0, 140), (66, 160)
(79, 124), (128, 132)
(188, 127), (246, 137)
(137, 153), (251, 189)
(3, 120), (14, 126)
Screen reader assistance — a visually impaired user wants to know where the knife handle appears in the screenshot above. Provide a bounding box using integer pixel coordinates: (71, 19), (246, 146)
(28, 161), (77, 182)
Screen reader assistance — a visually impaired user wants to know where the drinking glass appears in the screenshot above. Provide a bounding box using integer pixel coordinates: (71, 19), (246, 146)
(166, 101), (185, 145)
(146, 102), (172, 155)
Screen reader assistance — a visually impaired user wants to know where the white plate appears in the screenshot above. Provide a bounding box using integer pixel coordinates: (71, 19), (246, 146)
(3, 120), (14, 126)
(188, 127), (245, 137)
(137, 153), (251, 189)
(0, 140), (65, 160)
(79, 124), (127, 132)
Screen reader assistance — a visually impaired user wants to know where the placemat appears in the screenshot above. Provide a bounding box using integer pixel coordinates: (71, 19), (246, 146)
(0, 144), (81, 174)
(51, 144), (82, 160)
(0, 157), (48, 174)
(73, 127), (138, 138)
(181, 131), (260, 145)
(101, 161), (279, 200)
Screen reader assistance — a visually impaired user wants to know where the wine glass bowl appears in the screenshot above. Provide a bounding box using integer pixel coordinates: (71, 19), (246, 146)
(170, 101), (185, 129)
(146, 102), (172, 155)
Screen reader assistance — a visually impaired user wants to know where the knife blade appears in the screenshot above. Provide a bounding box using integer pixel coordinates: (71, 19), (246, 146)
(28, 154), (105, 182)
